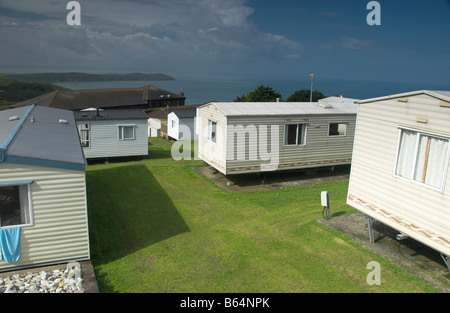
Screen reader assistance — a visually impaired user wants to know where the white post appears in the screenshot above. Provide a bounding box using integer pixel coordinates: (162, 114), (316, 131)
(309, 74), (315, 102)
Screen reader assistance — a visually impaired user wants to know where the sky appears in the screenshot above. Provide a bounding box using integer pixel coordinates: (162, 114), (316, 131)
(0, 0), (449, 85)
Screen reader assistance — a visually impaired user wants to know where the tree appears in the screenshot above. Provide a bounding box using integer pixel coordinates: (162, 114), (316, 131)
(233, 94), (247, 102)
(287, 89), (325, 102)
(234, 85), (283, 102)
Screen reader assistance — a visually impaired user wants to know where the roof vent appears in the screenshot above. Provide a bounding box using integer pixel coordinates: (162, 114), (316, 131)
(59, 119), (69, 124)
(318, 102), (333, 109)
(8, 116), (19, 121)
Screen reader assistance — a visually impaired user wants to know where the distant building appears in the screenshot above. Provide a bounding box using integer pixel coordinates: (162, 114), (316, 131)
(148, 117), (163, 138)
(167, 106), (199, 141)
(147, 105), (199, 140)
(147, 108), (168, 138)
(11, 85), (185, 111)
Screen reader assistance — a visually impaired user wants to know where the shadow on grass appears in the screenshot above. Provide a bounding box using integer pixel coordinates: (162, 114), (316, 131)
(228, 165), (351, 188)
(86, 164), (190, 289)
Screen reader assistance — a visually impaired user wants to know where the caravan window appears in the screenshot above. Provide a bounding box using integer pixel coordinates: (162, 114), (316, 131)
(0, 182), (33, 228)
(395, 128), (450, 191)
(328, 123), (347, 136)
(284, 124), (306, 146)
(118, 125), (136, 140)
(208, 120), (217, 143)
(78, 123), (90, 148)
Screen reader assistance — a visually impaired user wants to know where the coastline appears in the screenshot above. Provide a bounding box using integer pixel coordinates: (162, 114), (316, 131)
(54, 76), (450, 106)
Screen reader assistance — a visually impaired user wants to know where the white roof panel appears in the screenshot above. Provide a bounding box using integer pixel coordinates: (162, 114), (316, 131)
(358, 90), (450, 104)
(209, 101), (358, 117)
(0, 106), (31, 147)
(433, 90), (450, 99)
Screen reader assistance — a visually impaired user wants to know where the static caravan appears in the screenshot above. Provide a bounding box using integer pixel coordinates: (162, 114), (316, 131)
(147, 108), (168, 138)
(347, 90), (450, 261)
(148, 118), (162, 137)
(0, 104), (89, 271)
(167, 107), (198, 141)
(197, 101), (358, 175)
(74, 109), (149, 160)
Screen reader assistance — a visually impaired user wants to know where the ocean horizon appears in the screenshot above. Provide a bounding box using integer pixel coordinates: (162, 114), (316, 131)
(54, 75), (449, 106)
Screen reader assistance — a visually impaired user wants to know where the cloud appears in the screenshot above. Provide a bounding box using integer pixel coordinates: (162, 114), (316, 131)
(338, 36), (373, 50)
(217, 5), (254, 27)
(0, 0), (304, 74)
(319, 36), (373, 51)
(317, 11), (342, 17)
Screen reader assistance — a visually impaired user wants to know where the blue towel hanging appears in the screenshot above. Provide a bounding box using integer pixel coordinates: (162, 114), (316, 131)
(0, 227), (21, 262)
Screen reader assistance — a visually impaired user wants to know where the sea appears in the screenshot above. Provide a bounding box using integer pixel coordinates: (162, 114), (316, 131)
(54, 75), (449, 106)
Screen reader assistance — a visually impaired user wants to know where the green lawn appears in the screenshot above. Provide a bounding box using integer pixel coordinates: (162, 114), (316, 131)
(86, 138), (437, 293)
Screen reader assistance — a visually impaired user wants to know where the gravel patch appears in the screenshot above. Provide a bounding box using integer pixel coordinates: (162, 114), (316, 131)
(0, 266), (85, 293)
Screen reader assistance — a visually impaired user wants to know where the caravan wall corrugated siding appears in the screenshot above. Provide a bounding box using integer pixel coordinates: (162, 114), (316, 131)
(198, 103), (356, 175)
(198, 104), (228, 174)
(0, 163), (90, 271)
(225, 114), (355, 174)
(80, 119), (148, 159)
(347, 93), (450, 256)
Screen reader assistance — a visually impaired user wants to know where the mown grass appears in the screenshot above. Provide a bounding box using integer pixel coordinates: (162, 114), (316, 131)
(86, 137), (437, 293)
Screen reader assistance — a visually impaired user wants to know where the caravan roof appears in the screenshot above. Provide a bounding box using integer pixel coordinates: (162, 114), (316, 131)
(358, 90), (450, 104)
(202, 101), (358, 117)
(0, 105), (85, 170)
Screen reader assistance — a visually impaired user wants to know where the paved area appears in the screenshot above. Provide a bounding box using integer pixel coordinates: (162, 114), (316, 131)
(319, 213), (450, 293)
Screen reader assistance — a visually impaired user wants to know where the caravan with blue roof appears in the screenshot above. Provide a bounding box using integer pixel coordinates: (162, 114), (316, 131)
(0, 104), (90, 271)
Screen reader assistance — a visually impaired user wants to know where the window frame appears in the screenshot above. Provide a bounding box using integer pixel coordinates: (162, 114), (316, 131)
(118, 125), (136, 140)
(0, 181), (34, 229)
(78, 123), (90, 148)
(328, 122), (347, 137)
(208, 119), (217, 143)
(284, 124), (307, 146)
(393, 127), (450, 192)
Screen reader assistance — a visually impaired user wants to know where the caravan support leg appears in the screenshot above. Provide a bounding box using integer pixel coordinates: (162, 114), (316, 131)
(441, 254), (450, 272)
(261, 172), (269, 185)
(366, 216), (375, 243)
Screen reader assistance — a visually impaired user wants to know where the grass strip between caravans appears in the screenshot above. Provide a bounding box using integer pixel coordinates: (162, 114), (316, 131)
(86, 137), (437, 293)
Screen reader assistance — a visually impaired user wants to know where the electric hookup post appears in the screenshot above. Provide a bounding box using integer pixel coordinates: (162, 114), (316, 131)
(321, 191), (331, 220)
